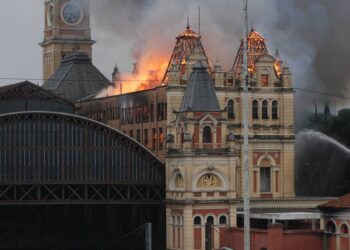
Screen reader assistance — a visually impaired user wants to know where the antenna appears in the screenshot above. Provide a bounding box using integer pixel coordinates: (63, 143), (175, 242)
(198, 6), (201, 36)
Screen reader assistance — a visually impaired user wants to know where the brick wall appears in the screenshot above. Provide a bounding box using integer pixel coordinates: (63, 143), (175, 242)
(222, 225), (323, 250)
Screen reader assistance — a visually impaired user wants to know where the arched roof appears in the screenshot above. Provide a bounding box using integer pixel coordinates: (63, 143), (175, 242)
(0, 111), (164, 184)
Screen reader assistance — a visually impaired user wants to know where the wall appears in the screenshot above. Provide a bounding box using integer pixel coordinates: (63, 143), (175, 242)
(222, 225), (323, 250)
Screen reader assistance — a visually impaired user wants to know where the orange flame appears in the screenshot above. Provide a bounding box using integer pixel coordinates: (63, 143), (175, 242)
(114, 54), (168, 94)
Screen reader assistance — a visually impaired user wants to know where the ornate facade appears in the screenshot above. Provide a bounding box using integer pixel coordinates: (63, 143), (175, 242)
(75, 25), (296, 249)
(164, 27), (294, 250)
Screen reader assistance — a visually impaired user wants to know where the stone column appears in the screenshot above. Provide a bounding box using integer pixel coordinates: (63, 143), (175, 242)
(166, 206), (172, 249)
(183, 205), (194, 250)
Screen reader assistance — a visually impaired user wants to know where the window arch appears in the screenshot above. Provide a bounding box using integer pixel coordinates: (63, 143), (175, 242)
(203, 126), (212, 143)
(219, 215), (227, 225)
(206, 216), (214, 225)
(340, 224), (349, 234)
(174, 173), (184, 188)
(194, 216), (202, 225)
(227, 99), (235, 119)
(252, 100), (259, 119)
(326, 220), (336, 233)
(272, 100), (278, 120)
(197, 173), (222, 188)
(262, 100), (269, 120)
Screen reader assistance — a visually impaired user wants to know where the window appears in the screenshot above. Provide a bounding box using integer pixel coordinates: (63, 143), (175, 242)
(272, 100), (278, 119)
(129, 130), (133, 138)
(159, 128), (164, 149)
(150, 104), (154, 121)
(152, 128), (156, 149)
(261, 74), (269, 87)
(227, 99), (235, 119)
(144, 129), (148, 146)
(194, 216), (202, 225)
(253, 100), (259, 119)
(262, 100), (269, 120)
(219, 216), (227, 225)
(341, 224), (349, 234)
(326, 220), (336, 233)
(203, 126), (212, 143)
(136, 129), (140, 142)
(206, 216), (214, 225)
(260, 167), (271, 192)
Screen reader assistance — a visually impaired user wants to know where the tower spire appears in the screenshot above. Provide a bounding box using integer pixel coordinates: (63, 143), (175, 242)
(187, 15), (190, 29)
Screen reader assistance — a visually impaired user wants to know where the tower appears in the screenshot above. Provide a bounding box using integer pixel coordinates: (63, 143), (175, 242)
(40, 0), (95, 80)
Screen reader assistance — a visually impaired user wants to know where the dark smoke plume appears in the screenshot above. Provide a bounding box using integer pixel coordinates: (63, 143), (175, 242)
(91, 0), (350, 115)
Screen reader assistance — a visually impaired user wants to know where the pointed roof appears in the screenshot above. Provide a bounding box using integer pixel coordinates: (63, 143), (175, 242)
(179, 62), (220, 112)
(42, 53), (112, 102)
(232, 28), (269, 76)
(162, 25), (210, 83)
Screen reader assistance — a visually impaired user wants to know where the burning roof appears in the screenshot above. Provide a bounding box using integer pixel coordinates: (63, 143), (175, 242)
(232, 28), (269, 77)
(162, 25), (210, 83)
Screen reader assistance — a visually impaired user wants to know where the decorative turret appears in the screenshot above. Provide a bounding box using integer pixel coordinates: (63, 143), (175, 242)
(112, 64), (120, 82)
(212, 59), (224, 87)
(281, 62), (293, 87)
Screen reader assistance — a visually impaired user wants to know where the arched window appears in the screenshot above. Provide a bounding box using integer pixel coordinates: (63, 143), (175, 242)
(194, 216), (202, 225)
(252, 100), (259, 119)
(260, 167), (271, 192)
(219, 215), (227, 225)
(272, 100), (278, 120)
(203, 126), (212, 143)
(340, 224), (349, 234)
(206, 216), (214, 225)
(262, 100), (269, 120)
(227, 100), (235, 119)
(326, 220), (336, 233)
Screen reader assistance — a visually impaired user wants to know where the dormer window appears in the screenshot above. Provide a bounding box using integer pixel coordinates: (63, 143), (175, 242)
(261, 74), (269, 87)
(203, 126), (212, 143)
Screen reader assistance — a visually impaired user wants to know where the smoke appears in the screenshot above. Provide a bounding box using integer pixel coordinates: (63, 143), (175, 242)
(90, 0), (350, 122)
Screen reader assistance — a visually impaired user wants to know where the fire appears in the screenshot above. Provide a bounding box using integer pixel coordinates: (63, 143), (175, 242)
(274, 62), (282, 76)
(113, 54), (168, 95)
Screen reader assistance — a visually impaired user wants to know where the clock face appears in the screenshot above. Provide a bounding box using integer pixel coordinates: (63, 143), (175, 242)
(62, 3), (82, 25)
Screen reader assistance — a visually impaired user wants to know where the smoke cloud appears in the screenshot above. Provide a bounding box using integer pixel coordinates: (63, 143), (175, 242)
(91, 0), (350, 125)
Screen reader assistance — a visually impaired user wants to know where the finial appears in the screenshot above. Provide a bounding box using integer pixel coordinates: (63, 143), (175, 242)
(275, 47), (280, 58)
(187, 15), (190, 29)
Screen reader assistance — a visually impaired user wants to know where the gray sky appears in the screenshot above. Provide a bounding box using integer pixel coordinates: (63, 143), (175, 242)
(0, 0), (136, 86)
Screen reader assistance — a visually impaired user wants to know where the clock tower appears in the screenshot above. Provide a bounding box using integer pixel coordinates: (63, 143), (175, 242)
(40, 0), (94, 80)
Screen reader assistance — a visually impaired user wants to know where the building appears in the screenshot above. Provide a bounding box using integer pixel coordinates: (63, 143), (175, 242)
(40, 0), (94, 80)
(36, 2), (339, 249)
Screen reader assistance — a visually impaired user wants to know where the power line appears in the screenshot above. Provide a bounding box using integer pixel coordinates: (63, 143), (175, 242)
(0, 77), (349, 100)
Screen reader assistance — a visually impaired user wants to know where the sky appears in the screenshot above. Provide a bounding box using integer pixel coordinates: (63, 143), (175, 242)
(0, 0), (350, 120)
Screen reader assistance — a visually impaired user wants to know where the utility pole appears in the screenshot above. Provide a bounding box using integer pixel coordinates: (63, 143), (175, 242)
(242, 0), (250, 250)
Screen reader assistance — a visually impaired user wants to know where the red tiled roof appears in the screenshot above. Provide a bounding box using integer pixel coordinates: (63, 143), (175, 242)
(319, 193), (350, 209)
